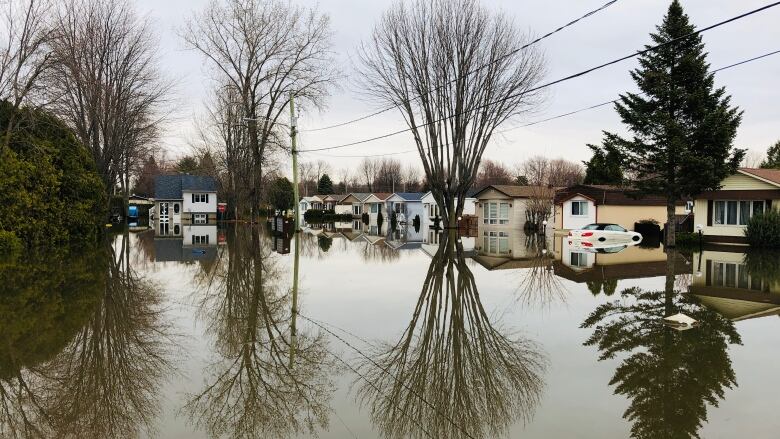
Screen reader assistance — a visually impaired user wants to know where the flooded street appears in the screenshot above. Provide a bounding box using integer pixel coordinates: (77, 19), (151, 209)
(2, 224), (779, 438)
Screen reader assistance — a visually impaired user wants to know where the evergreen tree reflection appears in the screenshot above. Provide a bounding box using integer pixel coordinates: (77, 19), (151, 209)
(356, 231), (546, 439)
(47, 232), (175, 438)
(185, 226), (332, 438)
(581, 250), (741, 439)
(0, 231), (174, 438)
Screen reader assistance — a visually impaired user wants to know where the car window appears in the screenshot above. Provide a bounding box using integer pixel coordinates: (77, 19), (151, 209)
(605, 225), (627, 232)
(581, 224), (600, 230)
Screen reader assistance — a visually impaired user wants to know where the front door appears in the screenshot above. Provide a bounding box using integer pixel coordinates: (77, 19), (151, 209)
(159, 202), (169, 235)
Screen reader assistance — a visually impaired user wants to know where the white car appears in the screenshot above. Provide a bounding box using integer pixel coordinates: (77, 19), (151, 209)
(568, 223), (643, 246)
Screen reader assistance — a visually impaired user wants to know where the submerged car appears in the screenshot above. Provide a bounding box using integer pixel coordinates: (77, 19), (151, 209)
(568, 223), (642, 245)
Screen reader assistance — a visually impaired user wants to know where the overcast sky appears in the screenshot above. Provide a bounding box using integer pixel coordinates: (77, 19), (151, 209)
(134, 0), (780, 175)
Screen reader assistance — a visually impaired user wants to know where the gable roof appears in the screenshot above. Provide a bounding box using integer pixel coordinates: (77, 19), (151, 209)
(370, 192), (392, 201)
(391, 192), (425, 201)
(155, 174), (216, 199)
(323, 194), (348, 202)
(349, 192), (372, 202)
(473, 185), (555, 199)
(553, 184), (678, 206)
(738, 168), (780, 187)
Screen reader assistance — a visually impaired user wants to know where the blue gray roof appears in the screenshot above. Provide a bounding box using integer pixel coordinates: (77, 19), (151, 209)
(155, 175), (217, 199)
(393, 192), (425, 201)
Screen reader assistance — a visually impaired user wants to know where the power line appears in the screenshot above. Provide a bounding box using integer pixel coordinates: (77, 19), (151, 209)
(300, 0), (620, 133)
(298, 1), (780, 153)
(304, 46), (780, 159)
(502, 47), (780, 132)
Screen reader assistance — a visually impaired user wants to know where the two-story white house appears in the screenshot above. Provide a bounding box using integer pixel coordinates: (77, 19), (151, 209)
(154, 174), (218, 236)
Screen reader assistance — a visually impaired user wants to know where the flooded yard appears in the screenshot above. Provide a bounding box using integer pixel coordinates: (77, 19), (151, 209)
(2, 223), (779, 438)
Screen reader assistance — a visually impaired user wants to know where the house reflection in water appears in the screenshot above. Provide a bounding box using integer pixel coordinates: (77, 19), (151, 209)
(690, 249), (780, 321)
(552, 236), (689, 283)
(473, 226), (548, 270)
(154, 225), (218, 262)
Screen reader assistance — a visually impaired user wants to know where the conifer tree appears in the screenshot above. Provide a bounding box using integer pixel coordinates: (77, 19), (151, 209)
(583, 133), (625, 185)
(609, 1), (743, 246)
(317, 174), (334, 195)
(759, 140), (780, 169)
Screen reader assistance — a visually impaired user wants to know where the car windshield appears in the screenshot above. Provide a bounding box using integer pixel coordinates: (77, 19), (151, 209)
(604, 225), (627, 232)
(581, 224), (601, 230)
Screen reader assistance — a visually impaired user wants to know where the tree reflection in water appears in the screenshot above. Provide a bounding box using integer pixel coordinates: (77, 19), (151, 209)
(356, 231), (546, 439)
(0, 231), (174, 438)
(185, 226), (333, 438)
(581, 250), (741, 439)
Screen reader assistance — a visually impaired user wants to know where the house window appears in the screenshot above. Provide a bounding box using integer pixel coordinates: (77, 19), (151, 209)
(371, 203), (379, 213)
(685, 201), (694, 213)
(194, 214), (207, 224)
(713, 200), (765, 226)
(710, 261), (766, 291)
(353, 204), (362, 215)
(483, 231), (509, 254)
(570, 252), (587, 267)
(394, 202), (403, 214)
(174, 203), (180, 214)
(428, 203), (440, 217)
(483, 202), (509, 225)
(193, 235), (209, 245)
(571, 201), (588, 216)
(192, 193), (210, 203)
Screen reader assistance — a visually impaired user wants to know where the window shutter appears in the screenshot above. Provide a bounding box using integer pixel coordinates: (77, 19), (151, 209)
(705, 259), (712, 286)
(206, 194), (209, 203)
(767, 200), (772, 211)
(706, 200), (713, 226)
(192, 193), (195, 203)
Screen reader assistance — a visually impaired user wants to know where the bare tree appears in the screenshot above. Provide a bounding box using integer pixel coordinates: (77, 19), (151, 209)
(547, 158), (583, 187)
(741, 148), (765, 168)
(298, 161), (314, 196)
(375, 157), (402, 192)
(338, 167), (351, 193)
(359, 157), (378, 192)
(182, 0), (336, 220)
(47, 0), (171, 212)
(518, 156), (583, 187)
(475, 158), (514, 188)
(0, 0), (52, 141)
(401, 163), (420, 192)
(312, 159), (330, 189)
(359, 0), (545, 226)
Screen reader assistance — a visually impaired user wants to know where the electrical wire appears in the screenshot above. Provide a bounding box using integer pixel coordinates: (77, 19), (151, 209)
(297, 1), (780, 153)
(302, 46), (780, 159)
(300, 0), (620, 133)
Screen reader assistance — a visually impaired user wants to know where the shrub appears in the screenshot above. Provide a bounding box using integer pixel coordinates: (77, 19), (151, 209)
(303, 209), (351, 223)
(390, 212), (398, 231)
(743, 250), (780, 285)
(377, 211), (384, 228)
(0, 230), (22, 261)
(412, 215), (421, 232)
(745, 210), (780, 248)
(361, 212), (369, 225)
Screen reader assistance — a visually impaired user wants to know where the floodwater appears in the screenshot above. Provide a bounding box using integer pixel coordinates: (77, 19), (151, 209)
(2, 223), (779, 438)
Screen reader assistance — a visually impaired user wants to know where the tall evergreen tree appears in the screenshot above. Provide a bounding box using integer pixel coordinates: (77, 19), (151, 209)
(583, 133), (625, 185)
(610, 1), (743, 246)
(269, 177), (294, 214)
(759, 140), (780, 169)
(317, 174), (334, 195)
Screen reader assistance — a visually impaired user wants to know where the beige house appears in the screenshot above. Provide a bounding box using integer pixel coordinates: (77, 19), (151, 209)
(554, 184), (688, 231)
(690, 248), (780, 321)
(474, 185), (555, 230)
(693, 168), (780, 244)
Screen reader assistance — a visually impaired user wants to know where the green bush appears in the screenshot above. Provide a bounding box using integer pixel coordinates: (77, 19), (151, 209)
(412, 215), (421, 232)
(674, 231), (700, 247)
(0, 230), (22, 261)
(744, 210), (780, 248)
(361, 212), (369, 225)
(390, 211), (398, 231)
(377, 211), (384, 228)
(742, 250), (780, 285)
(303, 209), (352, 223)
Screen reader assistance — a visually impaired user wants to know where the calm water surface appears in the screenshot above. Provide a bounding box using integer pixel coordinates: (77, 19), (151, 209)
(1, 224), (779, 438)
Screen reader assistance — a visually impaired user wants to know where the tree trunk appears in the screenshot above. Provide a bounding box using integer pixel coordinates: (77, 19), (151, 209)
(665, 201), (676, 247)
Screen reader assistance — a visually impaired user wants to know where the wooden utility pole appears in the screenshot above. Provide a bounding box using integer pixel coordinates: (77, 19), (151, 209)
(290, 93), (301, 232)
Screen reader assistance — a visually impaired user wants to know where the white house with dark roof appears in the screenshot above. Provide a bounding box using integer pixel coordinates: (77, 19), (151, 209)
(154, 175), (217, 236)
